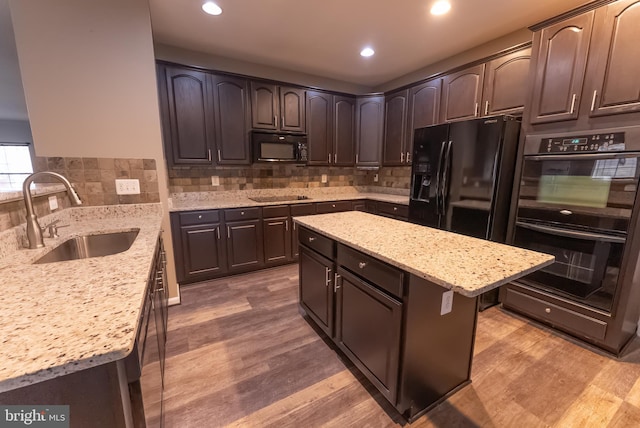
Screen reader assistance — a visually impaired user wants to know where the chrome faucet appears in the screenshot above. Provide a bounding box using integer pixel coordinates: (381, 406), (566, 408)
(23, 171), (83, 249)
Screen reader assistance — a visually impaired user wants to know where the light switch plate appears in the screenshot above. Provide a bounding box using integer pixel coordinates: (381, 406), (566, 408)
(374, 174), (379, 182)
(115, 179), (140, 195)
(321, 174), (328, 183)
(440, 290), (454, 315)
(211, 176), (220, 186)
(48, 195), (58, 210)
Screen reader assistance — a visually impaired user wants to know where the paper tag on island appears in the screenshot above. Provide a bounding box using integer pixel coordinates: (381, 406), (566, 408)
(440, 290), (454, 315)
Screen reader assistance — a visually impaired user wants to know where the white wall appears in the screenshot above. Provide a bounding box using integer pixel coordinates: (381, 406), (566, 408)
(0, 119), (32, 143)
(9, 0), (179, 299)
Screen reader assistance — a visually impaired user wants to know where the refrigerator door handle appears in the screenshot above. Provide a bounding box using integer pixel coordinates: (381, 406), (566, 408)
(436, 141), (447, 214)
(440, 141), (453, 215)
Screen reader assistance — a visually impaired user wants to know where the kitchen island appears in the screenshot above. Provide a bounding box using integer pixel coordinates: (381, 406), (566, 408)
(295, 211), (554, 421)
(0, 204), (164, 427)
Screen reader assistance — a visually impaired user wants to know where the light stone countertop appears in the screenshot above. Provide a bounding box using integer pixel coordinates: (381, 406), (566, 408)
(294, 211), (554, 298)
(0, 204), (162, 393)
(169, 186), (409, 212)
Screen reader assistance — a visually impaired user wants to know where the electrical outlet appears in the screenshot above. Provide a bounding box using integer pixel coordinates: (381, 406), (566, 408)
(373, 174), (379, 182)
(115, 179), (140, 195)
(48, 195), (58, 210)
(321, 174), (328, 183)
(211, 176), (220, 186)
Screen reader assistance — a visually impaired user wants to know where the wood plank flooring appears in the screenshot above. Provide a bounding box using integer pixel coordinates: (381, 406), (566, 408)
(160, 264), (640, 427)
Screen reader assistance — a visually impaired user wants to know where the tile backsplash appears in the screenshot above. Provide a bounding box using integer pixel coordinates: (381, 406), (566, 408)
(168, 165), (412, 193)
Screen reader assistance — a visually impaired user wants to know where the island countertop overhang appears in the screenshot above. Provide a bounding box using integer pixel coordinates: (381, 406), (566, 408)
(293, 211), (554, 298)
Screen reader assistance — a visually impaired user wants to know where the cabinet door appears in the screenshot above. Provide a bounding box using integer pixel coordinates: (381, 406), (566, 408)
(211, 74), (251, 164)
(440, 64), (485, 122)
(335, 268), (402, 404)
(356, 96), (385, 167)
(263, 216), (292, 264)
(529, 12), (594, 124)
(383, 90), (409, 166)
(587, 0), (640, 117)
(177, 223), (226, 283)
(306, 90), (333, 165)
(299, 246), (334, 336)
(406, 78), (441, 162)
(250, 81), (278, 130)
(482, 48), (532, 116)
(333, 96), (356, 166)
(226, 219), (264, 271)
(280, 86), (306, 132)
(164, 66), (215, 165)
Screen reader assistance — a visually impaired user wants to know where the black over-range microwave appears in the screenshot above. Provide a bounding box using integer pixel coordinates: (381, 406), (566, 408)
(252, 131), (308, 163)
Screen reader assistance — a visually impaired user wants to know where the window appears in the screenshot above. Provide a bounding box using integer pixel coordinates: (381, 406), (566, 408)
(0, 143), (33, 190)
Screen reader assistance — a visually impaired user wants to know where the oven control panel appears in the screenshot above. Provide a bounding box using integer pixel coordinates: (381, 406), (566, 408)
(539, 132), (625, 153)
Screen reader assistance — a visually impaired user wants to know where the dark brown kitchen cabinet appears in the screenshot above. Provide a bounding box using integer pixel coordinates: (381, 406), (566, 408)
(250, 82), (305, 132)
(211, 74), (251, 164)
(335, 267), (402, 403)
(482, 47), (532, 116)
(356, 95), (385, 167)
(162, 66), (215, 166)
(263, 205), (292, 265)
(382, 90), (409, 166)
(306, 90), (333, 165)
(440, 64), (485, 123)
(528, 12), (594, 124)
(225, 207), (264, 272)
(333, 96), (356, 166)
(586, 0), (640, 117)
(406, 78), (441, 152)
(375, 201), (409, 221)
(299, 245), (335, 337)
(170, 211), (226, 284)
(316, 200), (354, 214)
(291, 203), (316, 260)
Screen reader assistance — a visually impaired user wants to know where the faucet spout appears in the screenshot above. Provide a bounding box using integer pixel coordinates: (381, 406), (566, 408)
(23, 171), (83, 249)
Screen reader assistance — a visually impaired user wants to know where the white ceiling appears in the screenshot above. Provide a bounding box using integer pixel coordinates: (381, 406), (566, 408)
(149, 0), (591, 87)
(0, 0), (592, 122)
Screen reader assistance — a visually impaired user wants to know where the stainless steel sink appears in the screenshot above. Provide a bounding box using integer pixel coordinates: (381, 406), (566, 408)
(34, 229), (140, 264)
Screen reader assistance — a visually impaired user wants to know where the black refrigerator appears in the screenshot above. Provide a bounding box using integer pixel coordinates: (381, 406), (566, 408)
(408, 115), (521, 309)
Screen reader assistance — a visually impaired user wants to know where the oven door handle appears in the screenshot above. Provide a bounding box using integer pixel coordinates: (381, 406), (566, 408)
(525, 152), (640, 161)
(516, 221), (626, 244)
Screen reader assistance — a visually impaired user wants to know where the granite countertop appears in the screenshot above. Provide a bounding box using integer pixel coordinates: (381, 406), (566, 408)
(169, 186), (409, 212)
(294, 211), (554, 298)
(0, 204), (163, 393)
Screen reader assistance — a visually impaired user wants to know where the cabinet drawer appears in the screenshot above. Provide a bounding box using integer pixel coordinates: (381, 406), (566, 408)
(316, 200), (353, 214)
(503, 287), (607, 341)
(377, 202), (408, 218)
(291, 203), (316, 216)
(299, 227), (334, 259)
(263, 205), (290, 218)
(225, 207), (261, 221)
(178, 210), (220, 226)
(338, 244), (404, 299)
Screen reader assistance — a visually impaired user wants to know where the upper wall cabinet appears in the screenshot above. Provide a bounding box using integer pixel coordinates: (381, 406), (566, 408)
(407, 78), (441, 142)
(382, 89), (409, 166)
(306, 91), (355, 166)
(528, 12), (594, 124)
(356, 95), (385, 167)
(160, 66), (216, 166)
(586, 0), (640, 117)
(211, 75), (251, 165)
(333, 96), (356, 166)
(440, 64), (485, 122)
(250, 82), (306, 132)
(482, 48), (532, 116)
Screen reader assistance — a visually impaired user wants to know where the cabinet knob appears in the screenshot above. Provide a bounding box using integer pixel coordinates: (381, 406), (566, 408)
(545, 308), (551, 314)
(308, 237), (316, 242)
(393, 207), (397, 211)
(332, 204), (336, 208)
(241, 211), (245, 215)
(358, 262), (367, 269)
(198, 215), (202, 219)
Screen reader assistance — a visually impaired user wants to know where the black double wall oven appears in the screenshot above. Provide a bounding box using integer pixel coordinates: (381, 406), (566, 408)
(504, 128), (640, 354)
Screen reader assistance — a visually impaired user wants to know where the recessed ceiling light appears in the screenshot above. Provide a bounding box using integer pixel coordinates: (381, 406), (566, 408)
(202, 1), (222, 15)
(360, 47), (375, 57)
(430, 0), (451, 15)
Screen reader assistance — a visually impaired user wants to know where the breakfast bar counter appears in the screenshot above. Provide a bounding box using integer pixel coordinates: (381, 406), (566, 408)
(294, 211), (553, 420)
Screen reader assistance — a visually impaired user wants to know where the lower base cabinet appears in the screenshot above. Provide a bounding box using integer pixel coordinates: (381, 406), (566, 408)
(298, 226), (478, 421)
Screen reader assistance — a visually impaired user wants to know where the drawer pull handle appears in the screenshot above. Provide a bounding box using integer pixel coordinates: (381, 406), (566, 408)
(334, 273), (341, 292)
(308, 237), (316, 242)
(545, 308), (551, 314)
(325, 267), (331, 287)
(358, 262), (367, 269)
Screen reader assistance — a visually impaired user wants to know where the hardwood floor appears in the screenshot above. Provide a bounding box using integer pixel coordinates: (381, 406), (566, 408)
(160, 264), (640, 427)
